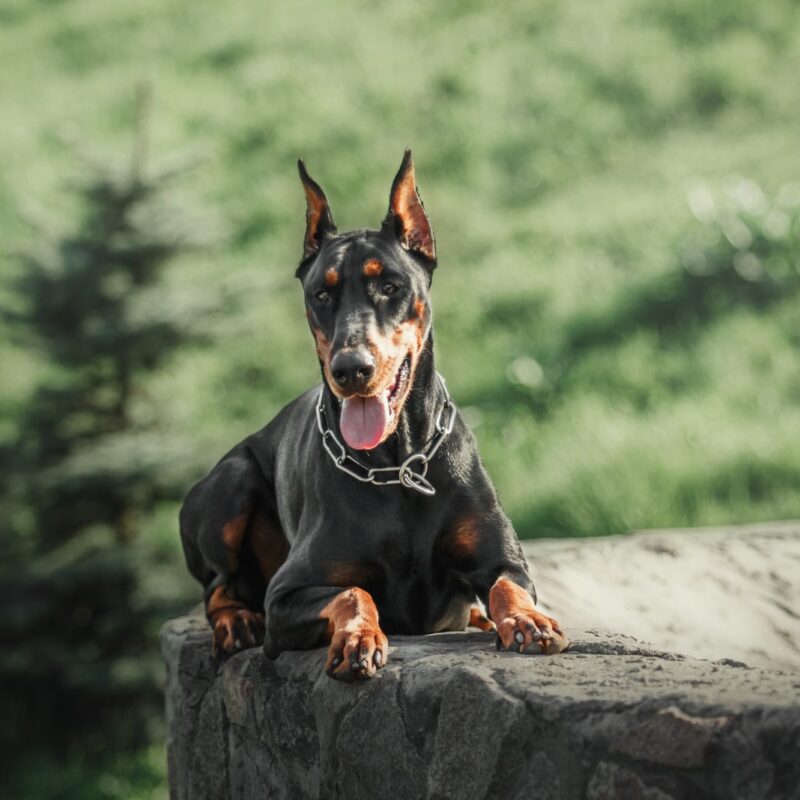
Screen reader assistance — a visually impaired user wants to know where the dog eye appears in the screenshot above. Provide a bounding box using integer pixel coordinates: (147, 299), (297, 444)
(381, 282), (398, 296)
(315, 290), (330, 303)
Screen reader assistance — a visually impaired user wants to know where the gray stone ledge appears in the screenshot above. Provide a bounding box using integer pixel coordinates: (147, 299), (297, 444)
(521, 521), (800, 671)
(162, 614), (800, 800)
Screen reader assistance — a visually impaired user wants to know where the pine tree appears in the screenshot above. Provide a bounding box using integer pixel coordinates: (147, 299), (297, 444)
(0, 87), (210, 761)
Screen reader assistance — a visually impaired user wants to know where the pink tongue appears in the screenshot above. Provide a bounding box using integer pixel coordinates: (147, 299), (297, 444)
(340, 394), (390, 450)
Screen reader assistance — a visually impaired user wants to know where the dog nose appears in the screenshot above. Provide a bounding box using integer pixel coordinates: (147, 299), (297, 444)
(330, 350), (375, 394)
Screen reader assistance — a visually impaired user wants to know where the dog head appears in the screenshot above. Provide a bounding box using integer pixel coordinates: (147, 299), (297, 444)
(296, 150), (436, 451)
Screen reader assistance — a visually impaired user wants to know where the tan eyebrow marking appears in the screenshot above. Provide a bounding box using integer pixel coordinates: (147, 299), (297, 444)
(325, 267), (339, 286)
(363, 259), (383, 277)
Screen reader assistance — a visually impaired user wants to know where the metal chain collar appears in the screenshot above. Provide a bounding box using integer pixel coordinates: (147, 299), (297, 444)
(315, 372), (456, 496)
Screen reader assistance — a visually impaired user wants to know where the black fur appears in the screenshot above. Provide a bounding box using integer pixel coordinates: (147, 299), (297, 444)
(179, 152), (534, 659)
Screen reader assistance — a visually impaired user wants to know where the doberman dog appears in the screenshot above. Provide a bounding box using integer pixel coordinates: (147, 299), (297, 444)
(180, 150), (568, 682)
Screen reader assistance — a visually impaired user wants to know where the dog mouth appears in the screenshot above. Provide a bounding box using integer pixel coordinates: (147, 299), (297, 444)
(339, 355), (412, 451)
(387, 355), (412, 413)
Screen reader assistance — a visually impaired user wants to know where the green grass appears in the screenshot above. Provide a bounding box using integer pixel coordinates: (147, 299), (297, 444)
(2, 0), (799, 533)
(2, 0), (800, 793)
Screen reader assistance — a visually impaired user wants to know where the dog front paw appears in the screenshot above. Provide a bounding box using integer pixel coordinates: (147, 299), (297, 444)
(495, 611), (568, 655)
(325, 627), (388, 682)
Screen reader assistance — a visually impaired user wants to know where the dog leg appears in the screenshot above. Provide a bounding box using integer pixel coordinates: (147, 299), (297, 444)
(322, 587), (388, 682)
(489, 577), (568, 655)
(468, 607), (496, 631)
(194, 509), (269, 657)
(181, 447), (286, 657)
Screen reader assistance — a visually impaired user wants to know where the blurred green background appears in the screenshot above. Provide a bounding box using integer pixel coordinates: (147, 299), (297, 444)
(1, 0), (799, 796)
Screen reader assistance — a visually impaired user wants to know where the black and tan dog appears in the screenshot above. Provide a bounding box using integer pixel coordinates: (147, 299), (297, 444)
(180, 150), (568, 681)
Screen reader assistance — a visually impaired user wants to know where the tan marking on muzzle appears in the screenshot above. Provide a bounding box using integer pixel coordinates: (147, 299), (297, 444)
(338, 313), (428, 445)
(369, 309), (429, 388)
(311, 326), (331, 360)
(310, 325), (339, 393)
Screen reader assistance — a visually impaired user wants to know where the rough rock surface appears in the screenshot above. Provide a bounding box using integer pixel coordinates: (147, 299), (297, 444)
(162, 614), (800, 800)
(522, 521), (800, 670)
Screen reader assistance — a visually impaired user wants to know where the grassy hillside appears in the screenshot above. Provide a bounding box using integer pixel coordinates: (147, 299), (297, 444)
(3, 0), (800, 543)
(1, 1), (799, 793)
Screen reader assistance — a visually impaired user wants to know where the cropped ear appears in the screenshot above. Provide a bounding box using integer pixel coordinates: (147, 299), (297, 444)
(386, 149), (436, 263)
(298, 159), (337, 261)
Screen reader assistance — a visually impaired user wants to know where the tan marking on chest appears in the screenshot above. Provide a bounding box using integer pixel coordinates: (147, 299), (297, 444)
(327, 561), (377, 588)
(430, 597), (471, 633)
(443, 517), (480, 560)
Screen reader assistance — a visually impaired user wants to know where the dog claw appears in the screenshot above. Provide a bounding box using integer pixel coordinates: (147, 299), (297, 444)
(492, 606), (568, 656)
(326, 627), (389, 681)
